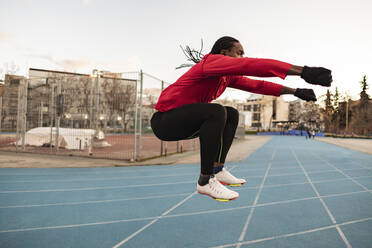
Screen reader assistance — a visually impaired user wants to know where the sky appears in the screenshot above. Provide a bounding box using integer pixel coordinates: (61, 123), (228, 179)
(1, 0), (372, 102)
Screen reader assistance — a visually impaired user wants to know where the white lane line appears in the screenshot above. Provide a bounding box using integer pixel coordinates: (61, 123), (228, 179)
(0, 193), (190, 209)
(0, 165), (199, 176)
(1, 188), (370, 234)
(236, 149), (275, 248)
(351, 161), (372, 170)
(0, 216), (157, 234)
(211, 217), (372, 248)
(0, 181), (194, 194)
(0, 172), (198, 183)
(291, 148), (352, 248)
(112, 164), (240, 248)
(0, 167), (366, 184)
(0, 166), (253, 194)
(1, 171), (371, 197)
(113, 192), (197, 248)
(313, 152), (372, 195)
(4, 175), (372, 209)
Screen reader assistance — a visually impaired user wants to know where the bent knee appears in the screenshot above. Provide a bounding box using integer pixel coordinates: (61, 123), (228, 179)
(209, 103), (227, 121)
(225, 106), (239, 124)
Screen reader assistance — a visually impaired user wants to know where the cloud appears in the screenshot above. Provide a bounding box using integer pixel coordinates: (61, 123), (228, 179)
(56, 59), (91, 71)
(24, 53), (91, 71)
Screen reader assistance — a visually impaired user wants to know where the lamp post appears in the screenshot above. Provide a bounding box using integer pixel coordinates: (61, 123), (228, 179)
(65, 113), (72, 128)
(90, 69), (103, 130)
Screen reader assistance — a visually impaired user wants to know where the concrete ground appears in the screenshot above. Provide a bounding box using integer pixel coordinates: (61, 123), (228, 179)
(0, 136), (271, 168)
(316, 137), (372, 155)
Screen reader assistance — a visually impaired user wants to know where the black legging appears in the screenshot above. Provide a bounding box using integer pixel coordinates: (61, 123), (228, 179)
(151, 103), (239, 175)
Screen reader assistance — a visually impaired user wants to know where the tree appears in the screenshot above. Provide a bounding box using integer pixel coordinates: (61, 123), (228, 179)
(321, 89), (334, 132)
(359, 75), (369, 104)
(332, 87), (341, 133)
(101, 78), (136, 132)
(297, 101), (321, 130)
(350, 75), (371, 135)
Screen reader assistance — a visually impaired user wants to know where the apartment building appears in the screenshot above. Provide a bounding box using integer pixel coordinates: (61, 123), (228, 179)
(0, 74), (26, 130)
(239, 94), (289, 130)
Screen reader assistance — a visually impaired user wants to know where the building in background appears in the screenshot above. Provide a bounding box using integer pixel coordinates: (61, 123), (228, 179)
(239, 94), (289, 130)
(0, 74), (26, 130)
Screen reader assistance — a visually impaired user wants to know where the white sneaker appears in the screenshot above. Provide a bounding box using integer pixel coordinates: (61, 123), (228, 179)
(197, 176), (239, 201)
(215, 168), (246, 186)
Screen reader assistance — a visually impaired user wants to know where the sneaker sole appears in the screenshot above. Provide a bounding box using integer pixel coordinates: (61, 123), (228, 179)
(198, 192), (238, 202)
(219, 181), (246, 187)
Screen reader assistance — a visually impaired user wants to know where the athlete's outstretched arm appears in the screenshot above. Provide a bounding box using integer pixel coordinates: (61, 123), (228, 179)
(287, 65), (303, 75)
(229, 76), (317, 102)
(287, 65), (333, 87)
(280, 86), (317, 102)
(203, 55), (333, 87)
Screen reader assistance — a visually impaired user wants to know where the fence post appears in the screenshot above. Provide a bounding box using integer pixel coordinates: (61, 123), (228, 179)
(133, 76), (138, 161)
(89, 76), (94, 129)
(49, 82), (54, 153)
(15, 84), (22, 152)
(55, 81), (61, 152)
(95, 74), (100, 130)
(136, 70), (143, 160)
(21, 80), (28, 151)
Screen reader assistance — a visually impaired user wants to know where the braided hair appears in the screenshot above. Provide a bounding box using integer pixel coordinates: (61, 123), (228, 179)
(177, 36), (239, 69)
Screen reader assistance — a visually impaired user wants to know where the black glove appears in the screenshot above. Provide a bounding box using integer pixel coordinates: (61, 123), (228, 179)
(294, 88), (317, 102)
(301, 66), (332, 87)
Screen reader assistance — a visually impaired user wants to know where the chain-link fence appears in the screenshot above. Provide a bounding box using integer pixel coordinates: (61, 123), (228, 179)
(0, 70), (199, 161)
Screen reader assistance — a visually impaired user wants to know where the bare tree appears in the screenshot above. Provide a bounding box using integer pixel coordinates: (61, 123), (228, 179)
(101, 78), (136, 132)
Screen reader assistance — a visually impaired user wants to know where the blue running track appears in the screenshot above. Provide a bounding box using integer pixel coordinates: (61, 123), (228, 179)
(0, 136), (372, 248)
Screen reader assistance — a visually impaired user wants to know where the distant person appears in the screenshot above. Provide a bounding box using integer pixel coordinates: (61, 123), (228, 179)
(151, 36), (332, 201)
(311, 130), (316, 139)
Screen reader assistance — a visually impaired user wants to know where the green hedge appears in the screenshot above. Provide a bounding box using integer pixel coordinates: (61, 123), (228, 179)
(245, 130), (258, 135)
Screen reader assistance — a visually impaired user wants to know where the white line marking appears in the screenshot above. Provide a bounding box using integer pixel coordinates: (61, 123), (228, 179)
(112, 164), (240, 248)
(113, 192), (197, 248)
(0, 172), (198, 183)
(291, 148), (352, 248)
(0, 166), (199, 177)
(1, 172), (371, 197)
(0, 181), (194, 194)
(211, 217), (372, 248)
(0, 193), (190, 209)
(236, 149), (275, 248)
(3, 175), (372, 209)
(312, 152), (372, 195)
(2, 189), (371, 234)
(0, 167), (364, 184)
(0, 163), (367, 184)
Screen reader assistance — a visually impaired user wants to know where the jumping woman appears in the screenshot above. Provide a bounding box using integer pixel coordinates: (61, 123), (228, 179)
(151, 36), (332, 201)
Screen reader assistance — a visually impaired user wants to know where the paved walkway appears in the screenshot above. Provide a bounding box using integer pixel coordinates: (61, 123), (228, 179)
(316, 137), (372, 155)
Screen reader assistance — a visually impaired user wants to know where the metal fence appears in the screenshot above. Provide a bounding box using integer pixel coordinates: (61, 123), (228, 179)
(0, 70), (199, 161)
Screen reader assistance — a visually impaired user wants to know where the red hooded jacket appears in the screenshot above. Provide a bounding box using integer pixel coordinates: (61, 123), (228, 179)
(155, 54), (292, 112)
